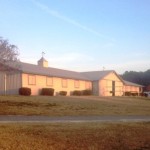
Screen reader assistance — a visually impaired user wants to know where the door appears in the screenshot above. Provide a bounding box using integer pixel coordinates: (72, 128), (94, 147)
(92, 81), (99, 95)
(112, 81), (115, 96)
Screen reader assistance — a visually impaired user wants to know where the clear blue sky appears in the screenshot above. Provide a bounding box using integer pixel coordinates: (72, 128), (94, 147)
(0, 0), (150, 73)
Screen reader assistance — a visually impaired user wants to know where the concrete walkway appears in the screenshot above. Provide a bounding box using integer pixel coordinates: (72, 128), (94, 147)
(0, 115), (150, 123)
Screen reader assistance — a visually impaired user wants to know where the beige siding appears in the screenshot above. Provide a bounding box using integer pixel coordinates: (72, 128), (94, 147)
(0, 71), (142, 97)
(6, 73), (22, 95)
(123, 85), (141, 94)
(0, 72), (21, 95)
(22, 73), (92, 95)
(99, 72), (124, 96)
(22, 73), (46, 95)
(0, 72), (5, 95)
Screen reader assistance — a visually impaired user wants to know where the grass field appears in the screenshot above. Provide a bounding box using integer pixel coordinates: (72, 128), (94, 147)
(0, 96), (150, 150)
(0, 95), (150, 116)
(0, 122), (150, 150)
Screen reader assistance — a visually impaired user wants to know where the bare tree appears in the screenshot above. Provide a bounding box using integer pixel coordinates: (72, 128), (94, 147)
(0, 37), (20, 71)
(0, 37), (19, 62)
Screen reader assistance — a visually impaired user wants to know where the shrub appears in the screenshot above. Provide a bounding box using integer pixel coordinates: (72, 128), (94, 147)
(131, 93), (138, 96)
(124, 92), (131, 96)
(59, 91), (67, 96)
(72, 90), (82, 96)
(19, 87), (31, 96)
(41, 88), (54, 96)
(82, 89), (92, 95)
(124, 92), (138, 96)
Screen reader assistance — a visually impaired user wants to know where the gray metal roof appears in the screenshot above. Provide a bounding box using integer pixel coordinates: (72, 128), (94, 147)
(123, 80), (144, 87)
(4, 61), (144, 87)
(80, 70), (115, 81)
(81, 71), (144, 87)
(19, 62), (90, 81)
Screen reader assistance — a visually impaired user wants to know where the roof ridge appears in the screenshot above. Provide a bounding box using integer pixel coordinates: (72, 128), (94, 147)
(19, 62), (90, 81)
(80, 70), (114, 73)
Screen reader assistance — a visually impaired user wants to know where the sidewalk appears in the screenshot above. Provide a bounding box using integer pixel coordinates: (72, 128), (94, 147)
(0, 115), (150, 123)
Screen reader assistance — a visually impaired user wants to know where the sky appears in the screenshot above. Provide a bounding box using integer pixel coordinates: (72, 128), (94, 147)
(0, 0), (150, 74)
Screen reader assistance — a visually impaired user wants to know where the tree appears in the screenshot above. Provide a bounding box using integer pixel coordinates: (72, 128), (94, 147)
(0, 37), (19, 70)
(0, 37), (19, 62)
(121, 70), (150, 86)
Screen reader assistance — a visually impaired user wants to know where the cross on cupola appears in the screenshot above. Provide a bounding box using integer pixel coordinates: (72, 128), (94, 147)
(37, 52), (48, 67)
(42, 51), (45, 58)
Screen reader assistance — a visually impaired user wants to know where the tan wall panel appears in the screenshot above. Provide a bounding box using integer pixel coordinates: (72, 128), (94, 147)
(124, 85), (140, 93)
(6, 73), (22, 95)
(22, 73), (92, 95)
(0, 72), (21, 95)
(99, 72), (124, 96)
(22, 74), (47, 95)
(0, 72), (5, 95)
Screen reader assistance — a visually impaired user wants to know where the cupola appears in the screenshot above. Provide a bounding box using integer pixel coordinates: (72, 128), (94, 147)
(38, 57), (48, 67)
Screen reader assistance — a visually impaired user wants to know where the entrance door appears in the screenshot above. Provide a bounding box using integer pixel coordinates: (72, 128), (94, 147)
(92, 81), (99, 96)
(112, 81), (115, 96)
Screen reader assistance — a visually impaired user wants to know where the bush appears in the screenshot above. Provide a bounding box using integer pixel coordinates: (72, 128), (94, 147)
(41, 88), (54, 96)
(82, 89), (92, 95)
(72, 90), (82, 96)
(59, 91), (67, 96)
(19, 87), (31, 96)
(124, 92), (138, 96)
(131, 93), (138, 96)
(124, 92), (131, 96)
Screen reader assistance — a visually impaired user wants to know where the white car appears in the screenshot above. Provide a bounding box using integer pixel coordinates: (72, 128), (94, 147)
(144, 92), (150, 97)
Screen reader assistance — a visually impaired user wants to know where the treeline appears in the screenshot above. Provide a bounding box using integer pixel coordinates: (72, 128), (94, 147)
(121, 69), (150, 86)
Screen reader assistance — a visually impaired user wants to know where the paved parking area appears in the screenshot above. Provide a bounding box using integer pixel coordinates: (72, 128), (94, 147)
(0, 115), (150, 123)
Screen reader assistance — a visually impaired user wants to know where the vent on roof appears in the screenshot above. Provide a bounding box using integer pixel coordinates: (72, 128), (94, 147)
(38, 57), (48, 67)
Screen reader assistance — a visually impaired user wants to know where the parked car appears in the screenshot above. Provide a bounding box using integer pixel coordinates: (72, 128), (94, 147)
(143, 92), (150, 97)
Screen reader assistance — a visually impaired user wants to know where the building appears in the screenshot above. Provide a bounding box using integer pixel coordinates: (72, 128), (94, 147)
(0, 57), (143, 96)
(123, 80), (143, 95)
(81, 71), (124, 96)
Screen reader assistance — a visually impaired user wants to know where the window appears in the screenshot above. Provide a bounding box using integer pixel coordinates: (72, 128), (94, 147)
(46, 77), (53, 86)
(74, 80), (79, 88)
(62, 79), (67, 88)
(85, 82), (90, 89)
(28, 75), (36, 85)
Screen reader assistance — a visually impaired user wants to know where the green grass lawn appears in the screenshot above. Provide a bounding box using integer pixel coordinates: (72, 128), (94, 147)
(0, 122), (150, 150)
(0, 95), (150, 116)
